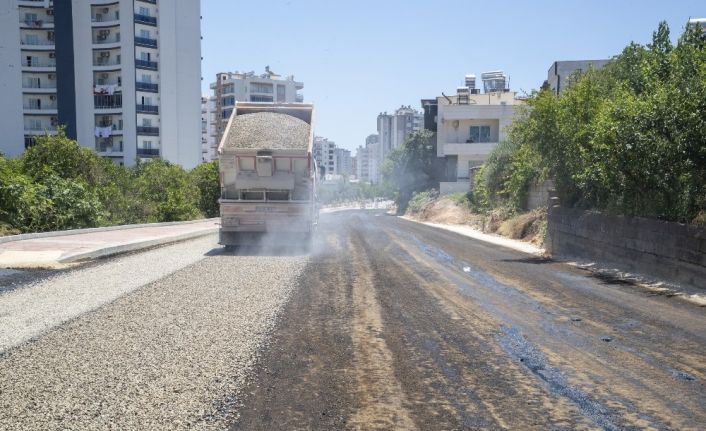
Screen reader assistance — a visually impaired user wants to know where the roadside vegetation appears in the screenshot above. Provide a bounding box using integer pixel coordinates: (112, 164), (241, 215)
(393, 21), (705, 245)
(0, 130), (219, 234)
(476, 21), (706, 225)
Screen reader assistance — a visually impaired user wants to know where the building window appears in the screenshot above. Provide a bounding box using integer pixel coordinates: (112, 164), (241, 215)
(222, 96), (235, 106)
(469, 125), (491, 143)
(276, 85), (285, 102)
(250, 83), (273, 94)
(250, 95), (273, 102)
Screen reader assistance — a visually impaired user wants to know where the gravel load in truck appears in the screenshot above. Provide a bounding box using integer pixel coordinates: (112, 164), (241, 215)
(221, 112), (311, 150)
(217, 103), (319, 248)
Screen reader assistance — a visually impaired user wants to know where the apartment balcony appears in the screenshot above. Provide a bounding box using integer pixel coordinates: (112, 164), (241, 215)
(22, 82), (57, 93)
(20, 18), (54, 28)
(23, 101), (58, 113)
(135, 81), (158, 92)
(134, 37), (157, 48)
(17, 0), (49, 6)
(24, 125), (58, 135)
(21, 58), (56, 70)
(137, 148), (159, 156)
(94, 93), (122, 109)
(442, 142), (498, 160)
(136, 104), (158, 114)
(93, 35), (121, 46)
(134, 13), (157, 25)
(91, 14), (120, 27)
(136, 126), (159, 135)
(93, 57), (121, 69)
(96, 122), (124, 135)
(96, 138), (123, 154)
(135, 59), (158, 70)
(295, 94), (304, 103)
(20, 39), (54, 49)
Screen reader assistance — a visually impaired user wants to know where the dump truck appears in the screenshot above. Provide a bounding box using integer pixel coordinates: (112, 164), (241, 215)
(217, 102), (319, 247)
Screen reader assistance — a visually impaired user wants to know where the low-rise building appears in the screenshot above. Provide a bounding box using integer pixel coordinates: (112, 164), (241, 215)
(434, 72), (524, 194)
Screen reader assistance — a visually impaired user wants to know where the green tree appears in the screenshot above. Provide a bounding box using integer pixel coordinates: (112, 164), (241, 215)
(131, 159), (201, 222)
(191, 160), (220, 218)
(382, 129), (437, 212)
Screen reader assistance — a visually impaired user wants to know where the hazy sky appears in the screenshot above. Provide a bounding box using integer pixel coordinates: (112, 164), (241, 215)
(201, 0), (704, 151)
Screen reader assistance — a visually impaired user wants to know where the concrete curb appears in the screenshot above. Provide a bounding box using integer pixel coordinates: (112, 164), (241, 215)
(59, 227), (220, 264)
(0, 218), (220, 245)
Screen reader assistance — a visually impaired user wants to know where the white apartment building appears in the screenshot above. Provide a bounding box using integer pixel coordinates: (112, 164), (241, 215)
(201, 96), (217, 161)
(355, 145), (369, 182)
(209, 67), (304, 145)
(376, 105), (423, 161)
(0, 0), (202, 168)
(312, 136), (337, 175)
(436, 72), (524, 194)
(335, 147), (352, 176)
(355, 133), (380, 183)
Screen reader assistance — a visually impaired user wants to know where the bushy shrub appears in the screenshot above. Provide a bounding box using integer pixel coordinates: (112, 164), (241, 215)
(476, 21), (706, 224)
(1, 131), (220, 234)
(190, 160), (220, 218)
(407, 189), (439, 214)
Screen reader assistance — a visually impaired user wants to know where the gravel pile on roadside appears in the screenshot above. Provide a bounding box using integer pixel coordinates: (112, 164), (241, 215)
(0, 253), (307, 430)
(0, 235), (217, 353)
(222, 112), (310, 150)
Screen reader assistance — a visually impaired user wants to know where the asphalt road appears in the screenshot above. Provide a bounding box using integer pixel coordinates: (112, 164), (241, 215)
(233, 210), (706, 430)
(1, 210), (704, 430)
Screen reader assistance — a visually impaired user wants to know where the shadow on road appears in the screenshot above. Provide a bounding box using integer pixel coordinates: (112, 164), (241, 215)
(499, 256), (554, 265)
(205, 245), (310, 257)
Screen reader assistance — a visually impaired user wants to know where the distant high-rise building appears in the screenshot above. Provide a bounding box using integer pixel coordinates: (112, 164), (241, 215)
(335, 147), (352, 176)
(376, 106), (423, 162)
(209, 67), (304, 145)
(201, 96), (217, 161)
(313, 136), (337, 175)
(356, 134), (380, 183)
(0, 0), (202, 168)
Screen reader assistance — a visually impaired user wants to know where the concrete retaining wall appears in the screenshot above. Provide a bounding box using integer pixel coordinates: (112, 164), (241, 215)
(546, 206), (706, 288)
(524, 180), (555, 210)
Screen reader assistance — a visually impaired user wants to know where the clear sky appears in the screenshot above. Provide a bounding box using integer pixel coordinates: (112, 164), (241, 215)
(201, 0), (704, 151)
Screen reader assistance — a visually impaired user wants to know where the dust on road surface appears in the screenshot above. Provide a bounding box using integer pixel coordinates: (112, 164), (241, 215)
(232, 210), (706, 430)
(1, 210), (704, 430)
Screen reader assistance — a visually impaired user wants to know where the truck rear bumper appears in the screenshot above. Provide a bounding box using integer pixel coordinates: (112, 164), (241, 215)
(219, 201), (316, 237)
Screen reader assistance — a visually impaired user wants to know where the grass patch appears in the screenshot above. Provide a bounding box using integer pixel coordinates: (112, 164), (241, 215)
(0, 222), (21, 237)
(496, 208), (547, 245)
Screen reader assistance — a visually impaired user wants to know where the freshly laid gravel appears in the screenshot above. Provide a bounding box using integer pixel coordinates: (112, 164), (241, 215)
(0, 251), (307, 430)
(0, 235), (218, 353)
(222, 112), (310, 150)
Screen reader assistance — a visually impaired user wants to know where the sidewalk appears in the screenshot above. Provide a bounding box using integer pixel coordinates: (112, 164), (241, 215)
(0, 219), (219, 269)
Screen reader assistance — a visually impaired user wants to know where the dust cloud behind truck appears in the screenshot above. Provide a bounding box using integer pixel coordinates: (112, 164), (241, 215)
(217, 102), (319, 247)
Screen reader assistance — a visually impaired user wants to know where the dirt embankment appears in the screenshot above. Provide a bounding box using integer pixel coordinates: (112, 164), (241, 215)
(406, 197), (547, 246)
